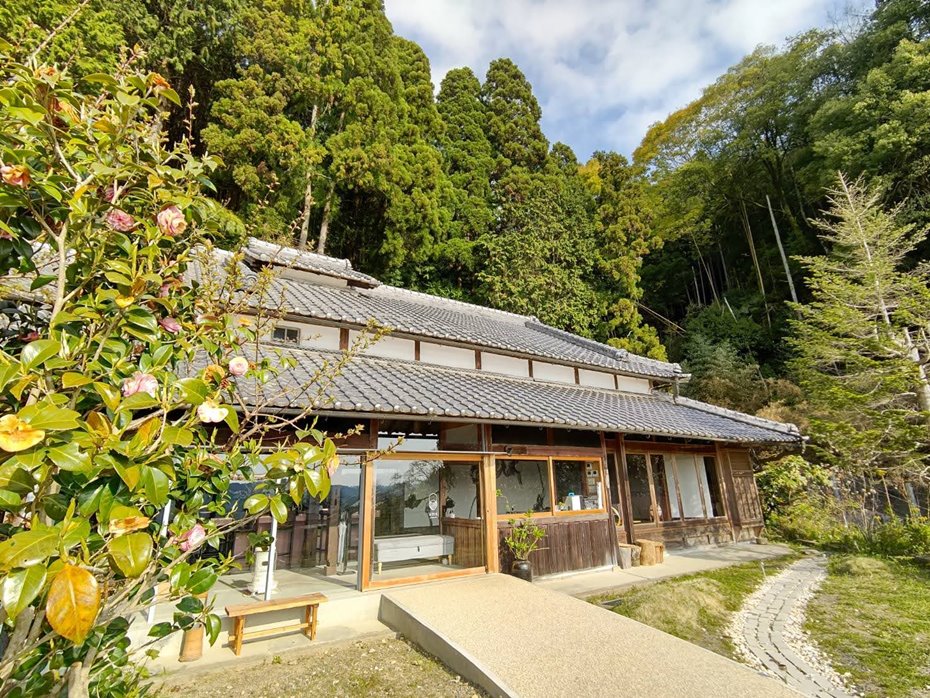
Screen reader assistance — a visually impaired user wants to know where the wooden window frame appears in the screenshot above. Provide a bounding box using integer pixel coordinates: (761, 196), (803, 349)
(623, 446), (727, 526)
(361, 451), (494, 591)
(272, 325), (300, 344)
(496, 454), (607, 518)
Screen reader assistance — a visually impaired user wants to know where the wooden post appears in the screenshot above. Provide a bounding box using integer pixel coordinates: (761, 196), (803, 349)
(600, 433), (619, 567)
(482, 453), (500, 573)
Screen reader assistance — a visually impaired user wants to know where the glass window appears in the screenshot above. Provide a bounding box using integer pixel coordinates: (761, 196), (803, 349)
(370, 458), (485, 581)
(702, 456), (725, 517)
(378, 420), (439, 452)
(626, 454), (653, 522)
(553, 460), (603, 512)
(651, 455), (679, 521)
(496, 459), (550, 514)
(674, 455), (705, 518)
(606, 453), (621, 507)
(273, 326), (300, 344)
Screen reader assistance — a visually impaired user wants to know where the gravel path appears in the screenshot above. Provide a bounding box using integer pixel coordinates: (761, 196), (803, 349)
(728, 555), (855, 698)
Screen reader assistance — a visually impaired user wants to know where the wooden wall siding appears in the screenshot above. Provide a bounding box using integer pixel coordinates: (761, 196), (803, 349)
(731, 473), (764, 525)
(634, 519), (732, 548)
(443, 518), (485, 569)
(497, 515), (613, 576)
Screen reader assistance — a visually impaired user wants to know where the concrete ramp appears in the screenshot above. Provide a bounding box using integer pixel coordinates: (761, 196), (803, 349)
(380, 574), (799, 698)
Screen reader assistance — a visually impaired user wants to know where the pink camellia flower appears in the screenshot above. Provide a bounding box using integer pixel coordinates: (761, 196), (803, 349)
(156, 205), (187, 237)
(20, 331), (40, 342)
(122, 371), (158, 398)
(178, 523), (206, 553)
(228, 356), (249, 377)
(197, 399), (229, 424)
(159, 316), (181, 334)
(106, 208), (135, 232)
(102, 183), (117, 203)
(1, 164), (30, 188)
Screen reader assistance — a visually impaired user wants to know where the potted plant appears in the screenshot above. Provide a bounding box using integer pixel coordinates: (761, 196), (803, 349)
(503, 512), (545, 582)
(246, 530), (276, 594)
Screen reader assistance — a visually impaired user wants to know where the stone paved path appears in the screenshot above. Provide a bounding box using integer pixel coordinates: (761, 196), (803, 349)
(730, 555), (853, 698)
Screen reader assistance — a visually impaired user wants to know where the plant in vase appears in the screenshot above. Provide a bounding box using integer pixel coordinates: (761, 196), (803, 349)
(246, 531), (276, 594)
(503, 512), (545, 582)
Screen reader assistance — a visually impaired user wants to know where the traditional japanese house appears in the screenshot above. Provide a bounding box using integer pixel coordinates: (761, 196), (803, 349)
(221, 239), (802, 591)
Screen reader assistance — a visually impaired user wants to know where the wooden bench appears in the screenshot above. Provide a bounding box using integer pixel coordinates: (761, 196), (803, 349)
(224, 592), (327, 656)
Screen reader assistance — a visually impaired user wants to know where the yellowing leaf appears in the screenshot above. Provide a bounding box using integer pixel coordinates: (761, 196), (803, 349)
(115, 295), (135, 309)
(46, 564), (99, 644)
(108, 504), (150, 536)
(0, 415), (45, 452)
(108, 532), (152, 578)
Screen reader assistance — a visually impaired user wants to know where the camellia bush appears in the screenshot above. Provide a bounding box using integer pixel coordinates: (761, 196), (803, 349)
(0, 43), (358, 697)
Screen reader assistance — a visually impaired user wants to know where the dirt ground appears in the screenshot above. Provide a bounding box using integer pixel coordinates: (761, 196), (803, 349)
(157, 635), (486, 698)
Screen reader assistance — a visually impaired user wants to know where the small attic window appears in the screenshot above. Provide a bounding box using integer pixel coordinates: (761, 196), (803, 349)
(273, 326), (300, 344)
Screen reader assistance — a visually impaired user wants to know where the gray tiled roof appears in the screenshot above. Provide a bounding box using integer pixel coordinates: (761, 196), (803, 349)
(264, 272), (682, 380)
(244, 238), (380, 286)
(239, 346), (800, 444)
(194, 244), (682, 380)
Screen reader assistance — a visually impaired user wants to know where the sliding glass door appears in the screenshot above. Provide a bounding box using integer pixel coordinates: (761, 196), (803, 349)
(363, 454), (488, 588)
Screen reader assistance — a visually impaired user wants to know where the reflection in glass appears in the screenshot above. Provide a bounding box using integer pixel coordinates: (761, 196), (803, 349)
(702, 456), (724, 517)
(675, 454), (705, 518)
(626, 454), (652, 522)
(496, 459), (550, 514)
(215, 456), (364, 597)
(371, 458), (485, 581)
(651, 455), (679, 521)
(553, 460), (602, 511)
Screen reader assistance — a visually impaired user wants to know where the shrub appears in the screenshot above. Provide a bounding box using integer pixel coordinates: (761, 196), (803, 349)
(0, 49), (356, 696)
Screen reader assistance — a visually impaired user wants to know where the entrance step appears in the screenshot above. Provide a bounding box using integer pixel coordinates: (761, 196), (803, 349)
(380, 574), (800, 698)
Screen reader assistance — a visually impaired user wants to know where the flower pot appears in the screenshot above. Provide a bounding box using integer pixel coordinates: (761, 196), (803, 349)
(510, 559), (533, 582)
(248, 549), (278, 595)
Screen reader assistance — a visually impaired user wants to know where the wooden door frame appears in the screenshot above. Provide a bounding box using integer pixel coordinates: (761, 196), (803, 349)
(360, 452), (495, 591)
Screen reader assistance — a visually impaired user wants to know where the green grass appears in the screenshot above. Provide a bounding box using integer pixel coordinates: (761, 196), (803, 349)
(806, 556), (930, 698)
(589, 554), (801, 659)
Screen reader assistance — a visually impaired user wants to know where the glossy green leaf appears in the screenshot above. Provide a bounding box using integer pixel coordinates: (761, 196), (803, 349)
(93, 382), (121, 411)
(108, 532), (153, 578)
(0, 524), (59, 569)
(0, 489), (23, 511)
(186, 569), (217, 595)
(62, 372), (93, 388)
(21, 339), (59, 371)
(140, 466), (169, 506)
(162, 426), (193, 447)
(243, 494), (268, 515)
(2, 565), (47, 620)
(269, 496), (287, 524)
(18, 404), (80, 431)
(47, 442), (91, 472)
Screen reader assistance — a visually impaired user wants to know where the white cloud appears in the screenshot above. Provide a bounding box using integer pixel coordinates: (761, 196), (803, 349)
(384, 0), (872, 158)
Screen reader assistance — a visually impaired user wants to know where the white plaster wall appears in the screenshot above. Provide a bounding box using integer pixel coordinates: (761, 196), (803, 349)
(262, 320), (341, 351)
(300, 323), (341, 350)
(481, 352), (530, 378)
(349, 331), (416, 360)
(419, 342), (475, 369)
(578, 368), (615, 389)
(532, 361), (575, 384)
(616, 375), (652, 394)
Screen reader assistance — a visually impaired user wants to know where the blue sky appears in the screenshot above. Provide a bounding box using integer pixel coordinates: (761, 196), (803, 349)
(384, 0), (873, 159)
